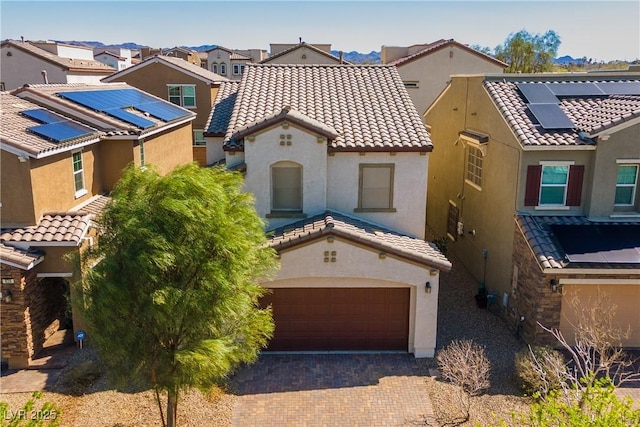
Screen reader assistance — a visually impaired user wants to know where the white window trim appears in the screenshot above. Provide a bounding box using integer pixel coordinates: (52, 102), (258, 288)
(614, 163), (638, 207)
(72, 150), (86, 199)
(537, 161), (573, 207)
(193, 129), (206, 146)
(232, 64), (241, 75)
(464, 143), (484, 191)
(166, 84), (197, 108)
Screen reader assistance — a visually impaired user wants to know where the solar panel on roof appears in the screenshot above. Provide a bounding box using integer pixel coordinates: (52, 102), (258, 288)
(21, 109), (67, 124)
(551, 224), (640, 264)
(516, 83), (558, 104)
(104, 108), (155, 129)
(528, 103), (575, 129)
(595, 82), (640, 95)
(28, 122), (95, 143)
(546, 82), (605, 97)
(135, 101), (188, 121)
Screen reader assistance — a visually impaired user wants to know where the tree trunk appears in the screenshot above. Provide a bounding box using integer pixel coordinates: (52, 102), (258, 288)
(167, 389), (178, 427)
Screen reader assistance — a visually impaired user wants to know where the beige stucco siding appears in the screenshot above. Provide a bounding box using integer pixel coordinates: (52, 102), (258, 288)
(140, 123), (193, 175)
(589, 125), (640, 218)
(1, 151), (36, 225)
(97, 140), (134, 192)
(327, 152), (428, 238)
(243, 124), (328, 229)
(266, 237), (441, 357)
(425, 75), (521, 295)
(397, 47), (504, 115)
(265, 47), (341, 65)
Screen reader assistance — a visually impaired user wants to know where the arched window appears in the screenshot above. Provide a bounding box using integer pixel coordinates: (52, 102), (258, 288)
(220, 62), (227, 75)
(271, 161), (302, 212)
(211, 62), (218, 74)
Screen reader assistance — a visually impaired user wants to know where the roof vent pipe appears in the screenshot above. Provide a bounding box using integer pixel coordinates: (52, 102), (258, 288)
(21, 36), (24, 42)
(339, 51), (343, 64)
(41, 70), (48, 84)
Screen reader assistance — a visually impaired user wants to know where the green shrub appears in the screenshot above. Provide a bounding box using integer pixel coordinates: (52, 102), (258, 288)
(515, 346), (566, 397)
(0, 392), (61, 427)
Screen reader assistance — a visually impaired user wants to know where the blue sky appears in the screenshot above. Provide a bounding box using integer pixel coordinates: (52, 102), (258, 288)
(1, 1), (639, 61)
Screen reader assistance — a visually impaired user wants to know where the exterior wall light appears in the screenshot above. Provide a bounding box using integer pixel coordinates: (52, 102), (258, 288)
(425, 282), (432, 294)
(550, 279), (558, 292)
(2, 290), (13, 303)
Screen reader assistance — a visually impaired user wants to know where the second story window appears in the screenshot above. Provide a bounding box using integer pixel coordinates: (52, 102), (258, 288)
(540, 165), (569, 206)
(233, 64), (241, 75)
(615, 164), (638, 206)
(220, 63), (227, 75)
(72, 151), (86, 198)
(168, 85), (196, 108)
(193, 130), (206, 146)
(271, 162), (302, 212)
(524, 162), (584, 208)
(357, 164), (395, 211)
(211, 63), (218, 74)
(465, 145), (483, 189)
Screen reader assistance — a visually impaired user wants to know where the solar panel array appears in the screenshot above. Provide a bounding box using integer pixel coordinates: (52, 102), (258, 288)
(58, 89), (190, 130)
(21, 108), (96, 143)
(551, 224), (640, 264)
(516, 81), (640, 131)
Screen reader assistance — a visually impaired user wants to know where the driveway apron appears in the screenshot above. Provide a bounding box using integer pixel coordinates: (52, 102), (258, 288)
(229, 353), (433, 426)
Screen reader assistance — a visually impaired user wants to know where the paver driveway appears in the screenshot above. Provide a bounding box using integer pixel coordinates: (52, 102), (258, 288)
(229, 353), (433, 426)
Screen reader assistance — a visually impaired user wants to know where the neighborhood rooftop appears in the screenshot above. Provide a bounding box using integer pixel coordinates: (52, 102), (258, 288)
(223, 64), (433, 152)
(484, 73), (640, 148)
(2, 40), (114, 72)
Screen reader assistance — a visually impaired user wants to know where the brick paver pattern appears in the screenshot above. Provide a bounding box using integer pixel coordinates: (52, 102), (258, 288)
(230, 353), (433, 427)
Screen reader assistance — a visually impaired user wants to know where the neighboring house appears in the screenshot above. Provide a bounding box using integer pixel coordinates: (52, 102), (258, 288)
(206, 46), (254, 80)
(0, 40), (114, 90)
(102, 55), (228, 165)
(261, 42), (349, 65)
(211, 63), (451, 357)
(382, 39), (507, 115)
(163, 46), (201, 67)
(93, 47), (132, 70)
(425, 72), (640, 346)
(197, 51), (208, 70)
(203, 81), (239, 164)
(1, 83), (195, 369)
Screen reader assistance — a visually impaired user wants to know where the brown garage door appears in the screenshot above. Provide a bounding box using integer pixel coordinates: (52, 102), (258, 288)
(261, 288), (410, 351)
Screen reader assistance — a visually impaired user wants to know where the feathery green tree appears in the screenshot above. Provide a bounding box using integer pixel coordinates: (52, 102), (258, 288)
(495, 30), (561, 73)
(80, 163), (277, 427)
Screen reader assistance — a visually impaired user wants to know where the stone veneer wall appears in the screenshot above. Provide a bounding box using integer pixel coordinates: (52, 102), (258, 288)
(511, 226), (562, 346)
(0, 265), (35, 368)
(27, 277), (68, 358)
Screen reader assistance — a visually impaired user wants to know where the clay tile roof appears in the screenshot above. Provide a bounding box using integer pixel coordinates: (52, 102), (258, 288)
(1, 213), (91, 245)
(0, 91), (101, 157)
(204, 81), (240, 136)
(70, 194), (111, 217)
(231, 106), (339, 140)
(223, 64), (432, 152)
(484, 75), (640, 148)
(260, 42), (350, 64)
(229, 52), (252, 60)
(389, 39), (508, 68)
(2, 40), (115, 73)
(269, 210), (451, 271)
(0, 243), (45, 270)
(516, 214), (640, 270)
(103, 54), (228, 83)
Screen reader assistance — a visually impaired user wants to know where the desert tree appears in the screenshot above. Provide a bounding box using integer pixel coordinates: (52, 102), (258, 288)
(79, 163), (278, 427)
(494, 29), (561, 73)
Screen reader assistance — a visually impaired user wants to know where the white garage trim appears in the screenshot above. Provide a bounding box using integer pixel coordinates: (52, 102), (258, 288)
(560, 278), (640, 285)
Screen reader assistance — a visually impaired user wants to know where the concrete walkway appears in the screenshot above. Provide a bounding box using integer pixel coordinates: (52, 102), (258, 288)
(229, 353), (434, 427)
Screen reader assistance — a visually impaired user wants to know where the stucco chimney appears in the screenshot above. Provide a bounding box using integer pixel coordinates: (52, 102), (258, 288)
(41, 70), (48, 84)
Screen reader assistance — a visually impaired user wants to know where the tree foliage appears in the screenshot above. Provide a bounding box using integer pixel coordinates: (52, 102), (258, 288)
(80, 163), (278, 427)
(495, 30), (561, 73)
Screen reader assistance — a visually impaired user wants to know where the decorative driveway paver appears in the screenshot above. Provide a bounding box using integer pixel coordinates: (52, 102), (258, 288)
(229, 353), (433, 426)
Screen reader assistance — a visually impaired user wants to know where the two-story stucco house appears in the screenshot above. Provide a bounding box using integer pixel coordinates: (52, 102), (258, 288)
(210, 64), (451, 357)
(1, 83), (195, 369)
(206, 46), (254, 80)
(0, 40), (114, 91)
(382, 39), (507, 116)
(101, 55), (227, 165)
(425, 72), (640, 346)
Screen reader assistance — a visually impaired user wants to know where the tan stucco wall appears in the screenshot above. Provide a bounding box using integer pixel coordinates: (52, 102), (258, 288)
(140, 123), (194, 174)
(29, 146), (100, 220)
(266, 237), (441, 357)
(107, 62), (212, 132)
(98, 140), (134, 192)
(425, 75), (520, 295)
(1, 150), (36, 226)
(327, 152), (428, 238)
(397, 47), (504, 115)
(265, 47), (341, 65)
(589, 125), (640, 218)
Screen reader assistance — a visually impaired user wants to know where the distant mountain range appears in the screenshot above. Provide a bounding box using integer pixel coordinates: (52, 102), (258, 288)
(56, 40), (584, 65)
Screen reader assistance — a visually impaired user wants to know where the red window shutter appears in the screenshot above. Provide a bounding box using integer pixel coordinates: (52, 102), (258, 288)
(566, 165), (584, 206)
(524, 165), (542, 206)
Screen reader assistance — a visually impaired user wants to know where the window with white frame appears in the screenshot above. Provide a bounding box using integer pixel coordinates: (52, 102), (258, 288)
(211, 63), (218, 74)
(168, 85), (196, 108)
(465, 145), (483, 188)
(271, 163), (302, 212)
(539, 164), (570, 206)
(220, 63), (227, 75)
(615, 164), (638, 206)
(72, 151), (86, 197)
(193, 130), (206, 146)
(357, 164), (395, 211)
(233, 64), (241, 75)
